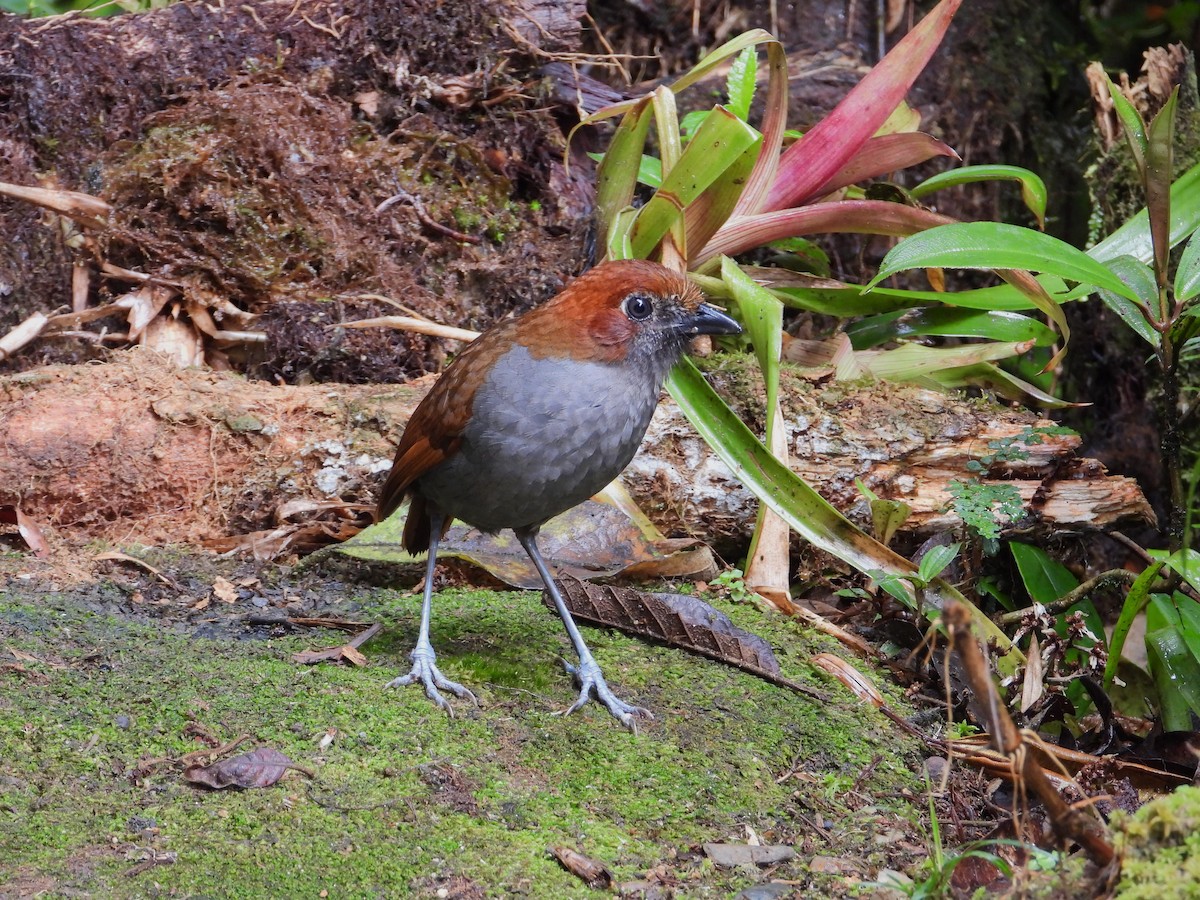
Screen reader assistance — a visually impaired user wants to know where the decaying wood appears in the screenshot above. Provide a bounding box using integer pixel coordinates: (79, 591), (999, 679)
(0, 0), (594, 381)
(0, 350), (1153, 550)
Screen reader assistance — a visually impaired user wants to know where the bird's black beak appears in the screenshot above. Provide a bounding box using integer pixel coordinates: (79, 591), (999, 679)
(683, 303), (742, 336)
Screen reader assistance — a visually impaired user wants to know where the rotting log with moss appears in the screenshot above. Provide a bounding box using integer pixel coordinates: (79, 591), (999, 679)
(0, 350), (1153, 554)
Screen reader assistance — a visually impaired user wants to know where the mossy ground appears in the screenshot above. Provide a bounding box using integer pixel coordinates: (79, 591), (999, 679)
(0, 550), (929, 898)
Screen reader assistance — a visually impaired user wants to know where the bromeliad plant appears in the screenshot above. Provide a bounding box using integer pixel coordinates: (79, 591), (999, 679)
(571, 0), (1063, 662)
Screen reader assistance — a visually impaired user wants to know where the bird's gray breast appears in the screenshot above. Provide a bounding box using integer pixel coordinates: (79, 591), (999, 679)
(416, 345), (662, 532)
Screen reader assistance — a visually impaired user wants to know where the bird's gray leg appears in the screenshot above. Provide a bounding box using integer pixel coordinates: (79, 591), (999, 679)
(386, 509), (477, 712)
(516, 527), (651, 730)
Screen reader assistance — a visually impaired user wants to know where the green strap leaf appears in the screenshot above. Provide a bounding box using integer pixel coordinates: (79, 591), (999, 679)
(1105, 74), (1147, 174)
(1145, 86), (1178, 296)
(1089, 160), (1200, 264)
(666, 357), (1020, 668)
(846, 308), (1057, 349)
(1104, 560), (1166, 689)
(909, 165), (1048, 229)
(1011, 541), (1077, 603)
(629, 106), (760, 259)
(592, 98), (652, 258)
(867, 222), (1140, 302)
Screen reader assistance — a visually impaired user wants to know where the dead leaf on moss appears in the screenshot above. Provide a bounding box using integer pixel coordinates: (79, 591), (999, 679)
(553, 577), (780, 672)
(810, 653), (884, 706)
(548, 846), (612, 889)
(703, 843), (796, 868)
(292, 622), (381, 667)
(182, 747), (310, 790)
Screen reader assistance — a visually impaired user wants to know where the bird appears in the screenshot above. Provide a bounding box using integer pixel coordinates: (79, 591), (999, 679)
(375, 258), (742, 728)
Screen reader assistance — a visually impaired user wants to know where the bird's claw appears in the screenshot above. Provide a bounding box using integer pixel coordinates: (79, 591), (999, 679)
(558, 658), (651, 732)
(386, 648), (477, 714)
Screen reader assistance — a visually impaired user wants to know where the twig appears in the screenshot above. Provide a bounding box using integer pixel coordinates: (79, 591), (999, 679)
(376, 188), (482, 244)
(335, 315), (479, 343)
(0, 313), (48, 361)
(1107, 532), (1200, 603)
(944, 601), (1114, 866)
(995, 570), (1138, 624)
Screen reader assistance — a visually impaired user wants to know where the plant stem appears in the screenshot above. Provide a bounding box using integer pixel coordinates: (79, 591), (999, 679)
(1157, 332), (1187, 550)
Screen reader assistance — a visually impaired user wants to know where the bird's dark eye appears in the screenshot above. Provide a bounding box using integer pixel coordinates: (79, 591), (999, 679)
(623, 293), (654, 321)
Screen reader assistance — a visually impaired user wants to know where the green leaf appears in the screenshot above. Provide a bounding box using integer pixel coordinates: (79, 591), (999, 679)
(845, 308), (1057, 350)
(910, 165), (1048, 229)
(861, 340), (1039, 381)
(726, 46), (757, 121)
(591, 98), (653, 258)
(1105, 74), (1147, 173)
(1174, 230), (1200, 302)
(918, 543), (960, 583)
(588, 151), (663, 189)
(1144, 86), (1178, 289)
(1010, 541), (1078, 603)
(679, 109), (710, 140)
(721, 258), (781, 415)
(932, 362), (1073, 408)
(605, 206), (639, 262)
(683, 135), (762, 256)
(947, 480), (1023, 543)
(724, 268), (1071, 316)
(1098, 255), (1160, 345)
(731, 39), (789, 218)
(629, 106), (760, 259)
(1157, 547), (1200, 593)
(666, 357), (1020, 667)
(868, 222), (1141, 302)
(1089, 160), (1200, 265)
(1146, 592), (1200, 730)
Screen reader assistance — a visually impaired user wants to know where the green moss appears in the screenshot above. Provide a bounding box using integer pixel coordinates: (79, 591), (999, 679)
(1114, 786), (1200, 899)
(0, 573), (925, 897)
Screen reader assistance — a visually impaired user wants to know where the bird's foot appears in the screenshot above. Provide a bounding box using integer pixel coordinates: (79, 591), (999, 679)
(559, 658), (652, 732)
(386, 647), (477, 715)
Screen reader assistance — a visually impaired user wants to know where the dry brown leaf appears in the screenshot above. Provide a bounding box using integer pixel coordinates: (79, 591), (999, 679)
(810, 653), (884, 706)
(183, 747), (308, 790)
(551, 577), (826, 701)
(703, 843), (796, 868)
(0, 505), (49, 557)
(547, 846), (612, 889)
(1020, 633), (1044, 713)
(292, 623), (381, 667)
(885, 0), (907, 32)
(555, 576), (779, 672)
(212, 577), (239, 604)
(93, 550), (179, 588)
(430, 501), (715, 587)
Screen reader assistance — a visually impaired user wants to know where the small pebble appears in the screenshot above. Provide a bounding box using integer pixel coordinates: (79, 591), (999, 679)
(115, 714), (132, 729)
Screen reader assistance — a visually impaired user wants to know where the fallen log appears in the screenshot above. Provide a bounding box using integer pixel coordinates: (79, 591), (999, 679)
(0, 350), (1154, 551)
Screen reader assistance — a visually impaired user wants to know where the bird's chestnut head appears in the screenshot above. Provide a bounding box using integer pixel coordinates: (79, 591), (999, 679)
(515, 259), (740, 378)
